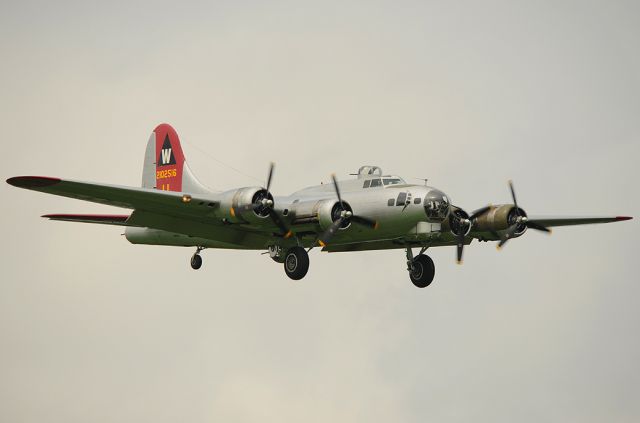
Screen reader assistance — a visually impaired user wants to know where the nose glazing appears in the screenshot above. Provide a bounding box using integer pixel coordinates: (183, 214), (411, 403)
(424, 189), (450, 222)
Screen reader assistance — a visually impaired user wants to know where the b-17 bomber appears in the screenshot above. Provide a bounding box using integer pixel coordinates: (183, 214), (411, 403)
(7, 124), (632, 287)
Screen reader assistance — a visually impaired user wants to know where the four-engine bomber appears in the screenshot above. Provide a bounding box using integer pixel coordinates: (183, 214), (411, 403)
(6, 124), (632, 287)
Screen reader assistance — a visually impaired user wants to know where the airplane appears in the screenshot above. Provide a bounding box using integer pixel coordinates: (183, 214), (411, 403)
(6, 123), (633, 288)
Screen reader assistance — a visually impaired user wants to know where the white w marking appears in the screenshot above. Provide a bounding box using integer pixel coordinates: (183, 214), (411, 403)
(161, 148), (172, 164)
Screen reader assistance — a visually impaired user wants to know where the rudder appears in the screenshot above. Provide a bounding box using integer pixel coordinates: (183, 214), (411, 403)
(141, 123), (209, 194)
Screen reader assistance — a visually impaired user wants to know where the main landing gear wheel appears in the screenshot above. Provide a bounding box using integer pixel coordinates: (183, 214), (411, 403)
(409, 254), (435, 288)
(284, 246), (309, 280)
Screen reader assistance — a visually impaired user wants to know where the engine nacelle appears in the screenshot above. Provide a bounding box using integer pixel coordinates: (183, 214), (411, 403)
(441, 206), (471, 236)
(317, 199), (352, 230)
(218, 187), (274, 224)
(474, 204), (527, 236)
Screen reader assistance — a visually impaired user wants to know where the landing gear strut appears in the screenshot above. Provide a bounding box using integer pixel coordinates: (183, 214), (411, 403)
(283, 246), (309, 280)
(190, 247), (204, 270)
(406, 247), (435, 288)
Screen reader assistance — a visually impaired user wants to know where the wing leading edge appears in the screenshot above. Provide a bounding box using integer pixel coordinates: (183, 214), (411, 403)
(527, 216), (632, 228)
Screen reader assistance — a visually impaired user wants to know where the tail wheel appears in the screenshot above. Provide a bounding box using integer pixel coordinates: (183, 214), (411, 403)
(409, 254), (435, 288)
(284, 247), (309, 280)
(190, 254), (203, 270)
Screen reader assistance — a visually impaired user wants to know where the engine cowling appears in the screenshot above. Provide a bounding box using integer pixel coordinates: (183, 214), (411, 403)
(441, 206), (471, 237)
(317, 199), (353, 231)
(474, 204), (527, 236)
(218, 187), (274, 224)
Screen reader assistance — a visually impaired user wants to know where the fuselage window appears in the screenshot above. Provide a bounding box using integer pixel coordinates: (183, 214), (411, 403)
(370, 178), (382, 187)
(414, 197), (421, 204)
(387, 198), (395, 206)
(396, 192), (407, 206)
(363, 180), (371, 188)
(383, 178), (402, 186)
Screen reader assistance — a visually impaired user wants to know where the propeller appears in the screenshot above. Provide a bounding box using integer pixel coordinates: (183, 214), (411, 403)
(455, 205), (492, 264)
(496, 180), (550, 249)
(230, 163), (293, 238)
(318, 174), (378, 247)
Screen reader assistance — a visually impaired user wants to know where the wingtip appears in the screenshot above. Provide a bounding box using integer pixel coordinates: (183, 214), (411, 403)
(7, 176), (61, 188)
(615, 216), (633, 221)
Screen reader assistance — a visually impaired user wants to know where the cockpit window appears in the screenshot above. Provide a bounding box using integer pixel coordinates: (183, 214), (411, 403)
(383, 178), (402, 186)
(363, 180), (371, 188)
(369, 178), (382, 187)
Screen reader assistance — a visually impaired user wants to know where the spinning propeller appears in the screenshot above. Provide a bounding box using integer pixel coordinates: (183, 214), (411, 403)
(318, 174), (378, 247)
(230, 163), (293, 238)
(496, 180), (550, 249)
(455, 205), (492, 264)
(454, 180), (551, 262)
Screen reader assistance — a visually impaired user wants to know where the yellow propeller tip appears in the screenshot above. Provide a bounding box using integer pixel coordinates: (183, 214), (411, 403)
(318, 240), (326, 247)
(230, 207), (236, 217)
(374, 222), (379, 230)
(284, 230), (293, 239)
(496, 245), (502, 251)
(457, 260), (463, 265)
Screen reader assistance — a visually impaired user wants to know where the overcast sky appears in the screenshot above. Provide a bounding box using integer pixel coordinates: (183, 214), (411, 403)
(1, 1), (638, 422)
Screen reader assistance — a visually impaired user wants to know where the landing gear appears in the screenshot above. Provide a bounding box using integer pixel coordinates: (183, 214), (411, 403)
(406, 248), (435, 288)
(190, 247), (204, 270)
(268, 245), (285, 263)
(283, 246), (309, 280)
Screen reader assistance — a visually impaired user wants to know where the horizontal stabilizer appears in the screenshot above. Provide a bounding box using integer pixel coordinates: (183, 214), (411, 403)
(43, 214), (132, 226)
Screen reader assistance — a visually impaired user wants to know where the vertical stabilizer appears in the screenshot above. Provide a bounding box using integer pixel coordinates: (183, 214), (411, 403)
(141, 123), (210, 194)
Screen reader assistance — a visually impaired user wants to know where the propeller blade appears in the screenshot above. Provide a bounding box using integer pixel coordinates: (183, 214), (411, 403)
(351, 215), (379, 229)
(266, 162), (274, 193)
(469, 205), (492, 220)
(318, 217), (345, 247)
(508, 180), (520, 216)
(456, 229), (465, 264)
(268, 209), (293, 238)
(497, 225), (518, 249)
(331, 174), (344, 207)
(527, 221), (551, 233)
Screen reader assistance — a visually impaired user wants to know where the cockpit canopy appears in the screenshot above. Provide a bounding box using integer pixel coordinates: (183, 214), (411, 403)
(357, 165), (406, 188)
(362, 177), (406, 188)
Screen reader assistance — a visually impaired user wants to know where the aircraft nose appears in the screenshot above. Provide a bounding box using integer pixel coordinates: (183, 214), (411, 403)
(423, 189), (450, 222)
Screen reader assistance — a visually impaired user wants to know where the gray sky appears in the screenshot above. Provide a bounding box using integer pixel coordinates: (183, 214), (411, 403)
(1, 1), (638, 422)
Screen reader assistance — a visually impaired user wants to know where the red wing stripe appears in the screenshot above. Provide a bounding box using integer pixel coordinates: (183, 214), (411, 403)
(615, 216), (633, 221)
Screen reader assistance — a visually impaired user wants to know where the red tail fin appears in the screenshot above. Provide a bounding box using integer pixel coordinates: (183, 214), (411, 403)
(152, 123), (185, 192)
(141, 123), (209, 194)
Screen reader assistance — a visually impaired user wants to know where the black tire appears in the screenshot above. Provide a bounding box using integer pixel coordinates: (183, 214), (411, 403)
(409, 254), (435, 288)
(190, 254), (203, 270)
(283, 247), (309, 280)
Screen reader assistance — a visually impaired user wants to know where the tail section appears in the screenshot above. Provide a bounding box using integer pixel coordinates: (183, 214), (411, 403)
(141, 123), (209, 194)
